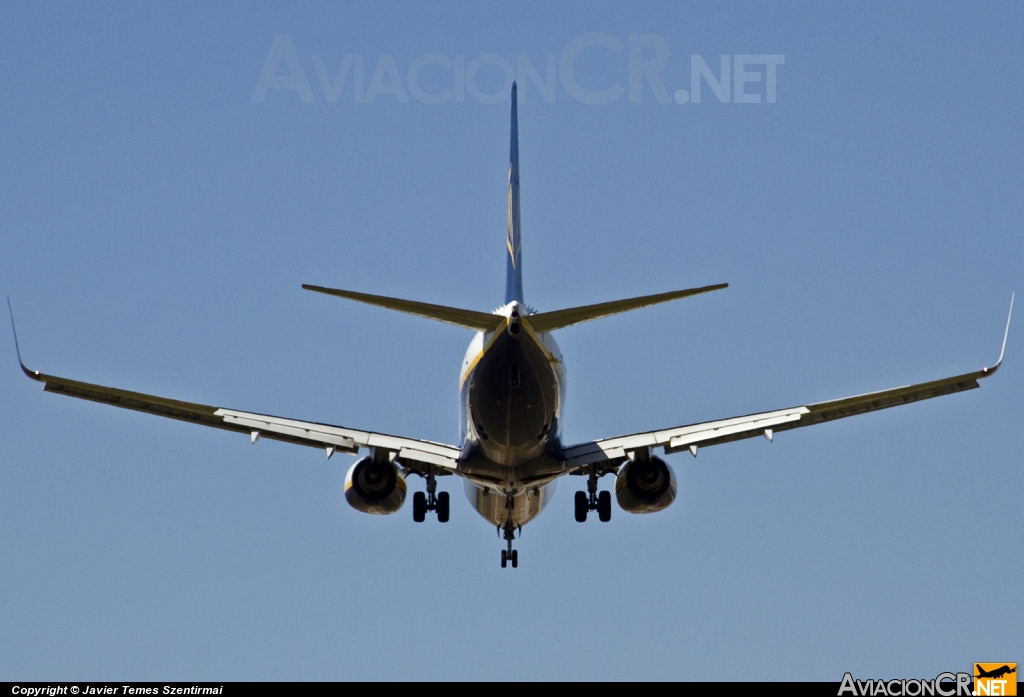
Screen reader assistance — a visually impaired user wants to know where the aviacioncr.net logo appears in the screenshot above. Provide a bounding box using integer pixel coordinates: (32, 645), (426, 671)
(838, 672), (973, 697)
(974, 664), (1017, 696)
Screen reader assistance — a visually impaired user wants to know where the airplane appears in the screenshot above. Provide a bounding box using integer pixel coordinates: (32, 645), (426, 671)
(975, 665), (1016, 680)
(8, 82), (1014, 569)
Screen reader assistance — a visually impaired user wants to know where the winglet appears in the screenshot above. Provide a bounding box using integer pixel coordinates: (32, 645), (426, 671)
(983, 292), (1013, 375)
(7, 297), (40, 380)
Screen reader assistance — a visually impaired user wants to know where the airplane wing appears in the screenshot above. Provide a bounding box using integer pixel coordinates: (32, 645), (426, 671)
(8, 304), (460, 471)
(564, 298), (1013, 469)
(16, 363), (461, 470)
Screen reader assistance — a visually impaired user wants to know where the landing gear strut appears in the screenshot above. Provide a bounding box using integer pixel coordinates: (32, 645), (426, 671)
(499, 494), (519, 568)
(500, 527), (518, 568)
(412, 465), (449, 523)
(575, 464), (611, 523)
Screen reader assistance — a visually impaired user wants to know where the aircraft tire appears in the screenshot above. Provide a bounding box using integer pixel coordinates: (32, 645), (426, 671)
(413, 491), (426, 523)
(574, 491), (588, 522)
(511, 550), (518, 568)
(437, 491), (450, 523)
(501, 550), (508, 568)
(598, 490), (612, 522)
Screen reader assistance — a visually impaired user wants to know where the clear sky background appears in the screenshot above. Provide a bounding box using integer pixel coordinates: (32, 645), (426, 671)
(1, 2), (1021, 681)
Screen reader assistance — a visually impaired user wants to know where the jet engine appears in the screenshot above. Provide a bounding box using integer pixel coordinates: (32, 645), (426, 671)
(615, 455), (677, 514)
(344, 456), (406, 514)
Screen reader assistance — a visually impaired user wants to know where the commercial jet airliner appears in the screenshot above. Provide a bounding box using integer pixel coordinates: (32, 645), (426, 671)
(10, 83), (1013, 568)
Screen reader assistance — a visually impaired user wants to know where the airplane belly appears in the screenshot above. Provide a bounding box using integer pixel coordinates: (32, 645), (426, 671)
(465, 330), (559, 466)
(463, 478), (555, 528)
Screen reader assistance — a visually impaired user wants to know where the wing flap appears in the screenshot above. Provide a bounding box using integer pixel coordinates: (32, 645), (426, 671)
(398, 446), (457, 469)
(665, 408), (808, 451)
(216, 410), (359, 452)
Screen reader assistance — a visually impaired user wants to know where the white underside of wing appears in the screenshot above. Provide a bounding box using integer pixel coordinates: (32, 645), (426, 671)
(663, 408), (807, 450)
(563, 407), (808, 468)
(217, 410), (359, 450)
(216, 408), (461, 470)
(564, 367), (997, 470)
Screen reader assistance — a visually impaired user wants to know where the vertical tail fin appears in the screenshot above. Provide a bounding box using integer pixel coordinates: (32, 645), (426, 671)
(505, 82), (523, 305)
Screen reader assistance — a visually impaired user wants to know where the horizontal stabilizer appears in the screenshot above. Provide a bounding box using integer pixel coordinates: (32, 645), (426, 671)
(302, 284), (502, 332)
(527, 283), (728, 333)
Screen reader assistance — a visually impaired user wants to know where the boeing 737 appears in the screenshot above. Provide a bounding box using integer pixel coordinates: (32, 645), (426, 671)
(9, 83), (1013, 568)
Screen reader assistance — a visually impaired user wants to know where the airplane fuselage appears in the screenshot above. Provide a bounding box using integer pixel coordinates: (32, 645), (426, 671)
(457, 302), (567, 528)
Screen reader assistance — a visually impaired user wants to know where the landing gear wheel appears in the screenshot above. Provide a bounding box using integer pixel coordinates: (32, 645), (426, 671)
(598, 490), (612, 522)
(412, 491), (426, 523)
(574, 490), (588, 522)
(500, 520), (518, 569)
(436, 491), (450, 523)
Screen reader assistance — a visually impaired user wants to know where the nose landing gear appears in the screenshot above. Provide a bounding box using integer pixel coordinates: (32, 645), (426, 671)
(500, 525), (519, 568)
(574, 464), (612, 522)
(499, 494), (519, 568)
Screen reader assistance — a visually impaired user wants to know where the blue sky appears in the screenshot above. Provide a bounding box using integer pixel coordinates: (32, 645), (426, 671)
(1, 2), (1021, 681)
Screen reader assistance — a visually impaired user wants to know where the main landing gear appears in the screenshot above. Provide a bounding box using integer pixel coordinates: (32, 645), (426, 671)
(412, 465), (449, 523)
(575, 464), (612, 523)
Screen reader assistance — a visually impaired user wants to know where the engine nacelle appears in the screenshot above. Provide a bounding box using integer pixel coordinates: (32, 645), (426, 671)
(615, 456), (677, 514)
(344, 456), (406, 515)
